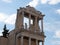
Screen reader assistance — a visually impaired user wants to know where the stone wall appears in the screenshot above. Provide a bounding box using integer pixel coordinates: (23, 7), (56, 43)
(0, 36), (8, 45)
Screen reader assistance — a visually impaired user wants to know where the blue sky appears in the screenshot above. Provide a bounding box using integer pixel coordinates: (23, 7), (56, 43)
(0, 0), (60, 45)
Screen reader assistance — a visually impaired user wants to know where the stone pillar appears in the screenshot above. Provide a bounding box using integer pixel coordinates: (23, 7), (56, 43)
(15, 10), (25, 29)
(21, 11), (24, 29)
(29, 14), (31, 27)
(34, 17), (38, 31)
(29, 37), (31, 45)
(21, 36), (23, 45)
(41, 19), (43, 32)
(36, 40), (38, 45)
(34, 16), (37, 29)
(35, 17), (37, 27)
(42, 41), (44, 45)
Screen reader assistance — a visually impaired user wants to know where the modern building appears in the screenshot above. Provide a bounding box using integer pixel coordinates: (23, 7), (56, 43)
(0, 6), (46, 45)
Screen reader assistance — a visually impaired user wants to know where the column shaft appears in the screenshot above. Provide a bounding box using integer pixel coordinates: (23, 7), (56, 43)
(21, 11), (24, 28)
(41, 19), (43, 32)
(35, 17), (37, 27)
(29, 14), (31, 27)
(29, 38), (31, 45)
(21, 36), (23, 45)
(42, 42), (44, 45)
(34, 17), (38, 31)
(36, 40), (38, 45)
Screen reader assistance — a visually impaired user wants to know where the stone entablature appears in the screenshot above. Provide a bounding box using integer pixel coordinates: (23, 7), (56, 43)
(17, 6), (45, 19)
(16, 30), (45, 41)
(20, 6), (44, 15)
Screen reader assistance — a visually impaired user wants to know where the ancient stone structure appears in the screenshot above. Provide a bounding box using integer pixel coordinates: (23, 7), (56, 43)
(0, 6), (46, 45)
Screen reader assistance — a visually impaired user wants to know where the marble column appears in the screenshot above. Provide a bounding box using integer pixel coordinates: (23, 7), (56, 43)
(41, 19), (43, 32)
(21, 11), (24, 29)
(29, 14), (31, 27)
(21, 36), (23, 45)
(29, 37), (31, 45)
(35, 17), (37, 26)
(36, 40), (38, 45)
(34, 17), (38, 31)
(42, 41), (44, 45)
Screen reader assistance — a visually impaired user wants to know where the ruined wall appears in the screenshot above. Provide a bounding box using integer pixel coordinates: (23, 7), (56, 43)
(0, 36), (8, 45)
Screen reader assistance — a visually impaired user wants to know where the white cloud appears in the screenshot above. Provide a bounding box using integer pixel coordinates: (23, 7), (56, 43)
(2, 0), (12, 3)
(0, 30), (3, 36)
(44, 20), (60, 31)
(0, 33), (2, 36)
(41, 0), (48, 4)
(51, 40), (60, 45)
(0, 13), (8, 22)
(0, 13), (16, 25)
(48, 0), (60, 5)
(41, 0), (60, 5)
(27, 0), (60, 7)
(56, 9), (60, 14)
(54, 31), (60, 38)
(5, 14), (16, 25)
(27, 0), (39, 7)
